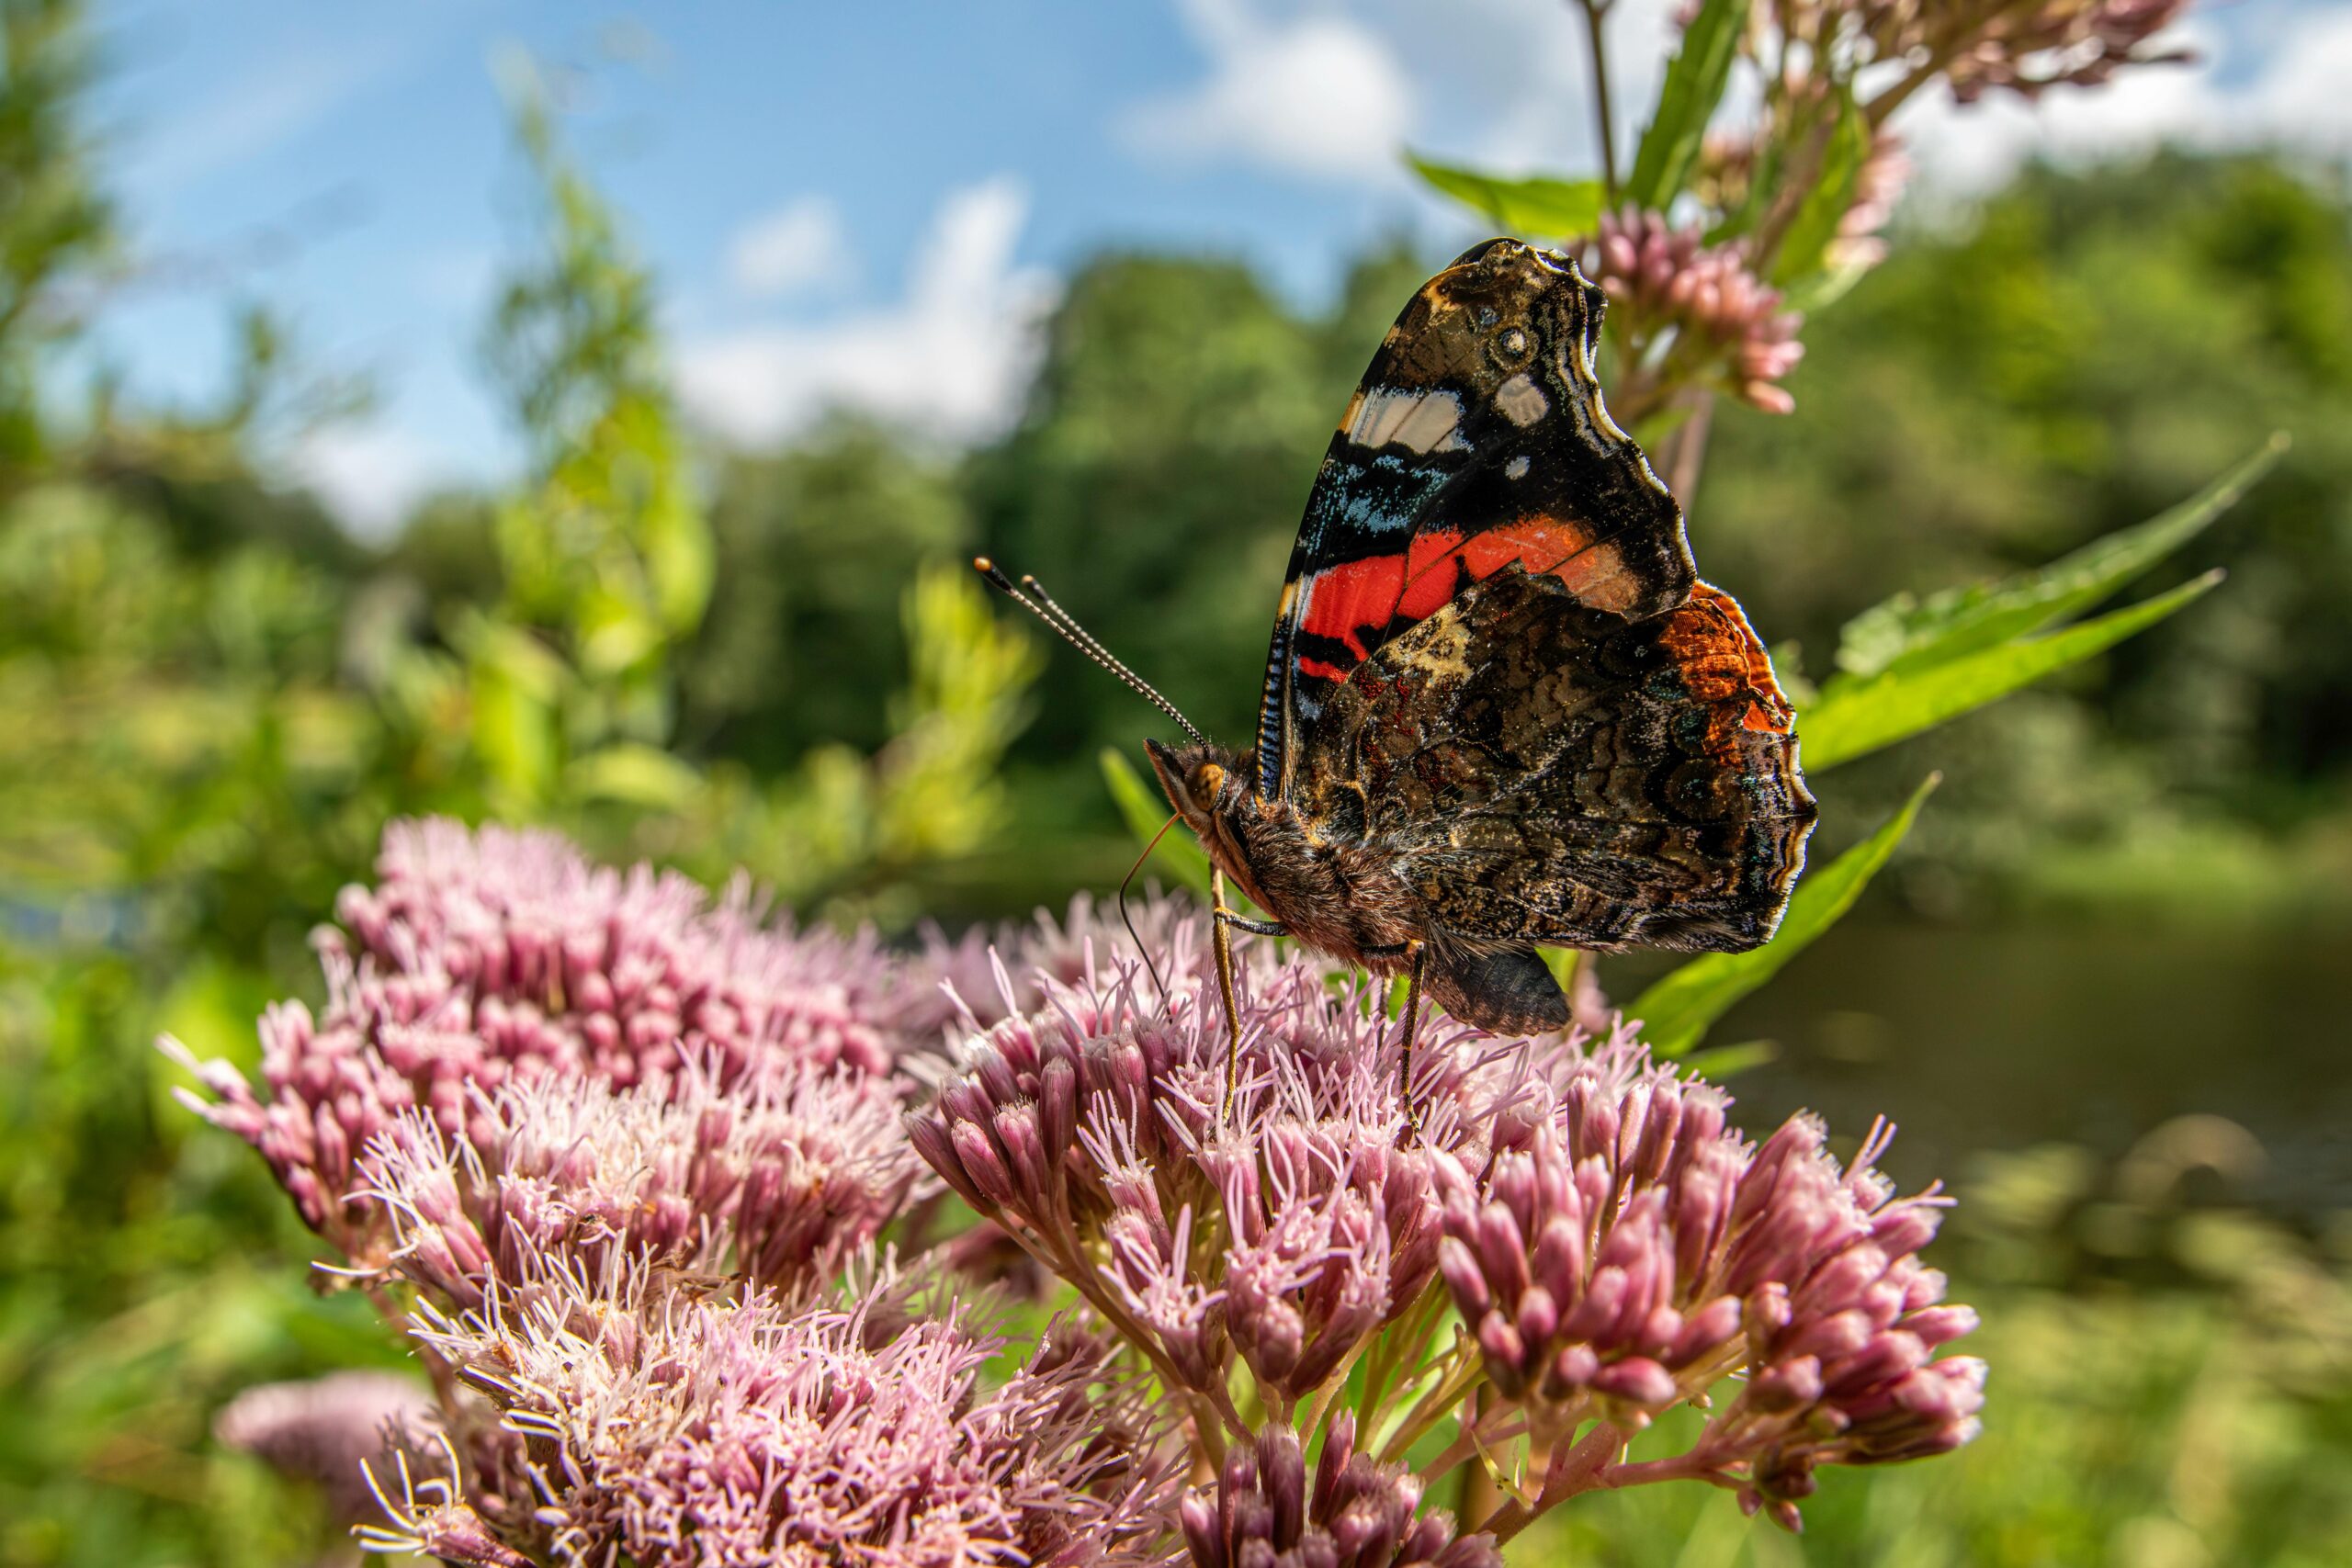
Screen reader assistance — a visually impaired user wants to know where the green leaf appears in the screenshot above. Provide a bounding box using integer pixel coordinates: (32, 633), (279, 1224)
(1770, 87), (1871, 286)
(1804, 570), (2222, 772)
(1630, 774), (1939, 1057)
(1625, 0), (1749, 210)
(1781, 250), (1875, 315)
(568, 742), (704, 808)
(1833, 435), (2286, 681)
(1406, 155), (1603, 238)
(1101, 747), (1211, 894)
(1679, 1038), (1780, 1078)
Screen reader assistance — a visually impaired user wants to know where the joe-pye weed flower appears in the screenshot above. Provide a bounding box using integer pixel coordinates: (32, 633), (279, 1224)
(175, 820), (1984, 1560)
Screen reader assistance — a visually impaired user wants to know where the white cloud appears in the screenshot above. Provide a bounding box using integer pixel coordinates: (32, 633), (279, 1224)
(676, 177), (1057, 448)
(1121, 0), (1417, 184)
(290, 421), (451, 541)
(725, 196), (851, 299)
(1900, 9), (2352, 194)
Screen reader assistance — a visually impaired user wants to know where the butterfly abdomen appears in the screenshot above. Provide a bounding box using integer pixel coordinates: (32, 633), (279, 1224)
(1218, 795), (1425, 972)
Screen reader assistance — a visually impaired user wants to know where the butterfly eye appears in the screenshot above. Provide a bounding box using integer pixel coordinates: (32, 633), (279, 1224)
(1193, 762), (1226, 802)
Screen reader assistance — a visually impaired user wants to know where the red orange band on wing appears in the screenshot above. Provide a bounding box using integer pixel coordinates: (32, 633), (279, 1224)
(1295, 514), (1608, 674)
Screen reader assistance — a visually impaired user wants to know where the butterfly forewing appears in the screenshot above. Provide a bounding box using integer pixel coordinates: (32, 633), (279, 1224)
(1253, 239), (1698, 800)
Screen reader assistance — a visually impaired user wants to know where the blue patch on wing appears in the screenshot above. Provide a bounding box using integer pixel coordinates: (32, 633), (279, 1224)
(1300, 450), (1455, 558)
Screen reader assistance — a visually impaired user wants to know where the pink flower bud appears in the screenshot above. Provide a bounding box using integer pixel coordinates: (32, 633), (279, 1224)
(1592, 1356), (1678, 1409)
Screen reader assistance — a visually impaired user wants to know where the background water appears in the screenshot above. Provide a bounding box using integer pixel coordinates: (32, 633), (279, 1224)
(1613, 918), (2352, 1215)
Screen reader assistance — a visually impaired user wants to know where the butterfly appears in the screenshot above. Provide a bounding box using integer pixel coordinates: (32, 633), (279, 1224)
(981, 239), (1815, 1067)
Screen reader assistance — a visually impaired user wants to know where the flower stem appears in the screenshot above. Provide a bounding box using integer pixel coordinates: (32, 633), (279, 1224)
(1485, 1419), (1634, 1542)
(1360, 1283), (1448, 1433)
(1576, 0), (1620, 205)
(1376, 1353), (1487, 1465)
(1301, 1337), (1372, 1450)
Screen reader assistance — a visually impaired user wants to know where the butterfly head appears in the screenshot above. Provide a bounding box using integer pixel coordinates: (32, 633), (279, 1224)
(1143, 737), (1249, 834)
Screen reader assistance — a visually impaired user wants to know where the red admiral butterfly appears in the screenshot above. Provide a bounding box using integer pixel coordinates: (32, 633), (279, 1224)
(982, 240), (1815, 1079)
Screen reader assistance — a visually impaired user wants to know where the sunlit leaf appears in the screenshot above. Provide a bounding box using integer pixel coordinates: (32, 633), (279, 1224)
(569, 742), (704, 808)
(1833, 436), (2285, 681)
(1407, 155), (1603, 238)
(1770, 87), (1870, 286)
(1678, 1038), (1779, 1078)
(1101, 747), (1211, 894)
(1781, 250), (1875, 316)
(1625, 0), (1749, 210)
(1804, 571), (2222, 772)
(1630, 774), (1939, 1056)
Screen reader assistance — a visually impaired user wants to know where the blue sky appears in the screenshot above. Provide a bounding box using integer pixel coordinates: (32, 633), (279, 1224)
(86, 0), (2351, 535)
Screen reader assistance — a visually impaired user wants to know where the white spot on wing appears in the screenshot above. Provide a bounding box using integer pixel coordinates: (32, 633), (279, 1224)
(1504, 455), (1531, 479)
(1346, 386), (1465, 454)
(1495, 372), (1547, 427)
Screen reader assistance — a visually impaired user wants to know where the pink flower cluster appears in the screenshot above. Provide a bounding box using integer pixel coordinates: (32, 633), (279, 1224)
(401, 1254), (1169, 1568)
(164, 818), (921, 1261)
(1181, 1417), (1501, 1568)
(910, 925), (1982, 1542)
(359, 1062), (916, 1303)
(1431, 1038), (1984, 1526)
(172, 821), (1179, 1565)
(1581, 209), (1805, 414)
(909, 933), (1524, 1414)
(1751, 0), (2190, 102)
(1938, 0), (2193, 104)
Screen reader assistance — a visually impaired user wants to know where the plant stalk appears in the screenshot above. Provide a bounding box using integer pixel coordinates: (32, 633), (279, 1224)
(1577, 0), (1621, 205)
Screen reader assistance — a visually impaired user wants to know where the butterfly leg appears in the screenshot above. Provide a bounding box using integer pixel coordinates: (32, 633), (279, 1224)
(1213, 909), (1288, 937)
(1210, 868), (1245, 1114)
(1397, 938), (1426, 1122)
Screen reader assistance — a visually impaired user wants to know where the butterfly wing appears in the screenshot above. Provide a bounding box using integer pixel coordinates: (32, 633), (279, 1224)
(1294, 565), (1817, 959)
(1252, 239), (1697, 800)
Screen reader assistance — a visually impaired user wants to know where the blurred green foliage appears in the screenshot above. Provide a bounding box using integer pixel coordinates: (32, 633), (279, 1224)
(1, 0), (2349, 1560)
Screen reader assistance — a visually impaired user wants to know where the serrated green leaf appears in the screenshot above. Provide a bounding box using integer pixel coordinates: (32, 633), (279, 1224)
(1631, 775), (1939, 1057)
(1770, 87), (1871, 286)
(1101, 747), (1211, 894)
(1804, 570), (2222, 772)
(1626, 0), (1749, 210)
(1406, 155), (1603, 238)
(1833, 436), (2285, 681)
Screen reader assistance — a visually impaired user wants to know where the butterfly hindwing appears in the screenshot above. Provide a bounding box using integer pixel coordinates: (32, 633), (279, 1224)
(1253, 239), (1698, 799)
(1295, 565), (1816, 953)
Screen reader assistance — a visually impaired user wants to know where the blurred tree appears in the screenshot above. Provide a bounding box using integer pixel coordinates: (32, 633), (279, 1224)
(0, 0), (111, 481)
(684, 417), (972, 770)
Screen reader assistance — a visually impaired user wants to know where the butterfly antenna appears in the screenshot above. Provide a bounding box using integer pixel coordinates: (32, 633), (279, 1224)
(974, 558), (1209, 749)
